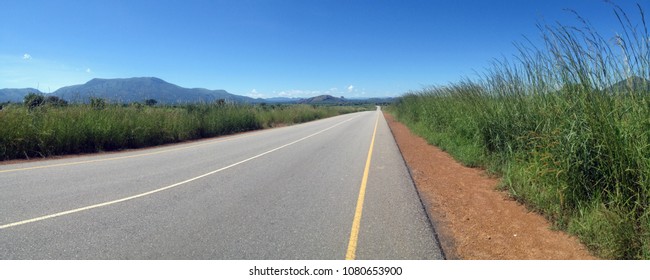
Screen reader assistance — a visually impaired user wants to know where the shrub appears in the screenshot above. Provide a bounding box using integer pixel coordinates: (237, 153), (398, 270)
(23, 93), (45, 109)
(90, 97), (106, 110)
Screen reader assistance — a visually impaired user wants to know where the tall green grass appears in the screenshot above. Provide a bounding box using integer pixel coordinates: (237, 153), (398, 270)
(391, 4), (650, 259)
(0, 103), (365, 160)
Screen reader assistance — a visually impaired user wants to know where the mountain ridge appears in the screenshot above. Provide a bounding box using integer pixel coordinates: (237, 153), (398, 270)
(607, 76), (650, 92)
(297, 95), (345, 104)
(1, 77), (395, 104)
(0, 88), (43, 103)
(52, 77), (254, 104)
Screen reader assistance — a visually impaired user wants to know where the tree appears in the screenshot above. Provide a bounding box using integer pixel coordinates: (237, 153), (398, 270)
(90, 97), (107, 110)
(44, 96), (68, 107)
(145, 99), (158, 106)
(24, 93), (45, 109)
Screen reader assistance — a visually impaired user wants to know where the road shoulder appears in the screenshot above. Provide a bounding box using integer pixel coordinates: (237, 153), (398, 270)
(353, 111), (444, 260)
(384, 112), (595, 260)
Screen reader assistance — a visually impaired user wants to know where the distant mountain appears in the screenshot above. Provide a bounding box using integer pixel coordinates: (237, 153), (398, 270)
(0, 88), (42, 103)
(297, 95), (346, 104)
(352, 97), (396, 104)
(287, 95), (396, 105)
(263, 97), (301, 103)
(608, 76), (650, 93)
(53, 77), (255, 104)
(1, 78), (396, 105)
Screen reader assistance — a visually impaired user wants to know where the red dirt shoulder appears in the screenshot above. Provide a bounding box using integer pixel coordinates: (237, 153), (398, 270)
(384, 112), (595, 260)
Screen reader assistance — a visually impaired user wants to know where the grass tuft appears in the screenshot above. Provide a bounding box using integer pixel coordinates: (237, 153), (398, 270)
(0, 103), (368, 161)
(389, 4), (650, 259)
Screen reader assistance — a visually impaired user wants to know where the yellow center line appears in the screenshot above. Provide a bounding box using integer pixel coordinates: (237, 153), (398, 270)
(345, 112), (380, 260)
(0, 115), (360, 230)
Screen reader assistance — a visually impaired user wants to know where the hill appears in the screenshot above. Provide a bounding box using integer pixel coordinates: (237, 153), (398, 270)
(296, 95), (395, 105)
(0, 88), (43, 103)
(297, 95), (346, 104)
(607, 76), (650, 93)
(1, 79), (396, 105)
(53, 77), (255, 104)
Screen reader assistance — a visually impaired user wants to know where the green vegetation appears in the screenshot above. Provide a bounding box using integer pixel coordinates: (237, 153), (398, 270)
(0, 99), (366, 160)
(390, 5), (650, 259)
(23, 93), (68, 109)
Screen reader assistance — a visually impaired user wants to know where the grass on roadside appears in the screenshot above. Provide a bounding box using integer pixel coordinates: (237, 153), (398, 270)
(390, 4), (650, 259)
(0, 103), (368, 161)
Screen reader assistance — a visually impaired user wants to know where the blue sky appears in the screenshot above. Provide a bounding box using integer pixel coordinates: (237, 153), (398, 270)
(1, 0), (647, 98)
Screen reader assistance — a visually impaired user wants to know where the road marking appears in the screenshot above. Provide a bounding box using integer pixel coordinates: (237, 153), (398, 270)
(0, 113), (351, 174)
(0, 115), (360, 230)
(345, 112), (380, 260)
(0, 133), (258, 174)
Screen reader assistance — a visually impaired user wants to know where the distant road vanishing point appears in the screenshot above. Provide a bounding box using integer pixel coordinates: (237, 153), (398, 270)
(0, 108), (443, 259)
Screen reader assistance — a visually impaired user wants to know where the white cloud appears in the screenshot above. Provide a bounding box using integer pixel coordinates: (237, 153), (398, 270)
(270, 85), (367, 98)
(325, 87), (338, 94)
(277, 89), (322, 98)
(246, 88), (265, 99)
(23, 53), (32, 60)
(86, 68), (92, 73)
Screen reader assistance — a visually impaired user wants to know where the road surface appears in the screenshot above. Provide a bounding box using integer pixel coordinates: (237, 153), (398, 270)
(0, 109), (443, 259)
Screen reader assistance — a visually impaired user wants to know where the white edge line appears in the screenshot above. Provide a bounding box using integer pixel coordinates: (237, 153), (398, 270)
(0, 112), (358, 174)
(0, 114), (362, 230)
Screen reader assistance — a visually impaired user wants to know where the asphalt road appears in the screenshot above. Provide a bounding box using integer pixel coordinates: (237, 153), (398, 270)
(0, 109), (443, 259)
